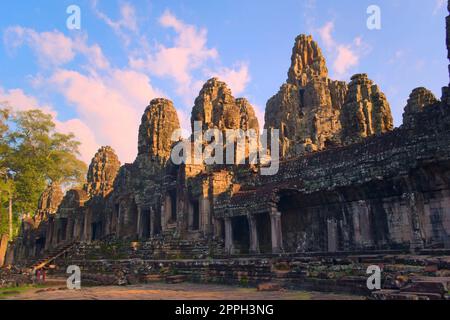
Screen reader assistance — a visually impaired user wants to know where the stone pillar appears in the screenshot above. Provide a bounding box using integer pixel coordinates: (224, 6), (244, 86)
(136, 207), (142, 239)
(327, 219), (338, 252)
(270, 208), (283, 253)
(161, 201), (166, 232)
(53, 220), (60, 247)
(407, 192), (425, 251)
(200, 197), (208, 235)
(224, 217), (234, 254)
(45, 218), (54, 250)
(248, 215), (260, 254)
(116, 204), (122, 237)
(150, 207), (155, 237)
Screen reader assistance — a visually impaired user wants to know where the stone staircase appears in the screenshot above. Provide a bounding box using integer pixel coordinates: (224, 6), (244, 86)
(30, 242), (78, 272)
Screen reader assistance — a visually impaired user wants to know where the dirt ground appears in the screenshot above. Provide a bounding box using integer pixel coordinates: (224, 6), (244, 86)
(1, 280), (364, 300)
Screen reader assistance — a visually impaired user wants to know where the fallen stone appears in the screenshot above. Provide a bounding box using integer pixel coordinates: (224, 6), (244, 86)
(143, 274), (164, 282)
(424, 265), (438, 273)
(166, 275), (187, 284)
(257, 282), (282, 292)
(401, 278), (449, 295)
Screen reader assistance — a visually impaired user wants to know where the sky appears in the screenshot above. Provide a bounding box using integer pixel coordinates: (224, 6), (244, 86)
(0, 0), (447, 164)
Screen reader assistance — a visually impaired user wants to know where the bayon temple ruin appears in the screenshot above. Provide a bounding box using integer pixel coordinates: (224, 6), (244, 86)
(2, 1), (450, 299)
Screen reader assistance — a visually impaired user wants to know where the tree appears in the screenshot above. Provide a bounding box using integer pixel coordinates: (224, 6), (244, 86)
(0, 107), (12, 237)
(0, 107), (87, 238)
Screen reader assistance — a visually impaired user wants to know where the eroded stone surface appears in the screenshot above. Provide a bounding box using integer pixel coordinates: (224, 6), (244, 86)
(340, 74), (393, 145)
(191, 78), (259, 133)
(138, 98), (181, 165)
(403, 87), (439, 128)
(85, 146), (121, 197)
(36, 183), (64, 219)
(266, 35), (350, 157)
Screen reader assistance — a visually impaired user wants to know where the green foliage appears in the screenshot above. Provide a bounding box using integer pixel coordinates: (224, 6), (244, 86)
(0, 105), (87, 239)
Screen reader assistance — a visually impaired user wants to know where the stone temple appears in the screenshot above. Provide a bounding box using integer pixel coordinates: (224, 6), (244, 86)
(4, 3), (450, 299)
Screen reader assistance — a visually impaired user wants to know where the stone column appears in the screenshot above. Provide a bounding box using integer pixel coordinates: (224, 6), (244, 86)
(327, 219), (338, 252)
(149, 207), (155, 237)
(45, 218), (54, 250)
(270, 208), (283, 253)
(407, 192), (425, 252)
(224, 217), (234, 254)
(66, 218), (74, 242)
(53, 220), (61, 246)
(248, 215), (260, 254)
(116, 204), (122, 237)
(136, 207), (142, 239)
(161, 201), (166, 232)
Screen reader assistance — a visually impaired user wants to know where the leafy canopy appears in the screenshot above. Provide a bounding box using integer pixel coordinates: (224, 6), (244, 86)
(0, 106), (87, 236)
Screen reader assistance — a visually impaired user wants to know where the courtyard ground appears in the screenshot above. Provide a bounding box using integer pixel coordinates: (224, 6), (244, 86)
(0, 280), (364, 300)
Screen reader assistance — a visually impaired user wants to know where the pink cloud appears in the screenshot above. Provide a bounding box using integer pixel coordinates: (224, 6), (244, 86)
(48, 69), (159, 163)
(207, 63), (251, 96)
(0, 86), (99, 163)
(130, 10), (219, 103)
(316, 21), (366, 78)
(55, 119), (99, 164)
(317, 21), (335, 50)
(333, 45), (359, 76)
(4, 27), (75, 66)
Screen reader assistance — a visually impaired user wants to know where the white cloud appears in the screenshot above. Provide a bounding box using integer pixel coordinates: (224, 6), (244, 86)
(4, 27), (75, 67)
(4, 27), (109, 69)
(316, 21), (367, 78)
(92, 1), (139, 45)
(206, 62), (251, 96)
(434, 0), (446, 15)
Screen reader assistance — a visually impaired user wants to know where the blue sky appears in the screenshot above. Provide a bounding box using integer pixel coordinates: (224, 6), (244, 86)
(0, 0), (447, 163)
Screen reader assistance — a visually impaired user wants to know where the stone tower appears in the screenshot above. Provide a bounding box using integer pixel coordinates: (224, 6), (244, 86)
(137, 98), (181, 166)
(191, 78), (259, 134)
(35, 182), (64, 223)
(85, 146), (121, 197)
(340, 74), (393, 145)
(403, 87), (438, 128)
(265, 35), (347, 158)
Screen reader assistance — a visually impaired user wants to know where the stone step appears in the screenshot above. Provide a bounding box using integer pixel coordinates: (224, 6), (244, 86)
(400, 277), (450, 295)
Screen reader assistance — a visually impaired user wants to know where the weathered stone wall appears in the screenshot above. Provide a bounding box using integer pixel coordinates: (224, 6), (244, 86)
(340, 74), (393, 145)
(403, 87), (438, 128)
(85, 146), (121, 198)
